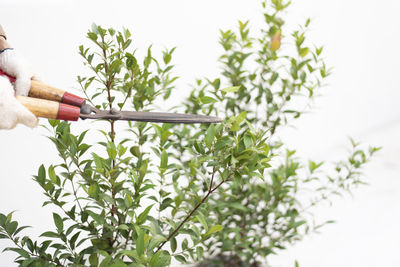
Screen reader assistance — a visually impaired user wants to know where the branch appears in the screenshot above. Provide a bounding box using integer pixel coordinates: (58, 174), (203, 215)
(156, 168), (230, 253)
(6, 232), (65, 267)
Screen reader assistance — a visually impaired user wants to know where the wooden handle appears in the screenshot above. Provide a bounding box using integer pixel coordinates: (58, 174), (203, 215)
(0, 69), (86, 107)
(29, 80), (86, 107)
(17, 96), (59, 119)
(17, 96), (81, 121)
(29, 80), (65, 103)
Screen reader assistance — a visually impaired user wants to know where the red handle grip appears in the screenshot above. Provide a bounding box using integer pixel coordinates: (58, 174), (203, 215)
(57, 103), (81, 121)
(16, 96), (81, 122)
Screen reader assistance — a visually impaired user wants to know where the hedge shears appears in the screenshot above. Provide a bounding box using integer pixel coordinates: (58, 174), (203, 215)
(0, 70), (221, 124)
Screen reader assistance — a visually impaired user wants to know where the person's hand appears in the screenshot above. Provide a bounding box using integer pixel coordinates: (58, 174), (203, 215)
(0, 76), (38, 129)
(0, 49), (40, 96)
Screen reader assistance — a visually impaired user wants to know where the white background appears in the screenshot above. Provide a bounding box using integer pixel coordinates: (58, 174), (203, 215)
(0, 0), (399, 266)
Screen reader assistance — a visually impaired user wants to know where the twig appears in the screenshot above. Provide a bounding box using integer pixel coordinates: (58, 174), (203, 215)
(156, 168), (231, 253)
(6, 232), (65, 267)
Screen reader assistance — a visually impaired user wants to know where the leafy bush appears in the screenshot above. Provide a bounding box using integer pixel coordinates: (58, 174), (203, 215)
(0, 1), (378, 267)
(0, 22), (271, 266)
(171, 0), (379, 266)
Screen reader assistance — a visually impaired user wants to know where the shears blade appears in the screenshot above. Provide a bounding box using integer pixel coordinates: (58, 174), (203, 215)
(80, 106), (222, 124)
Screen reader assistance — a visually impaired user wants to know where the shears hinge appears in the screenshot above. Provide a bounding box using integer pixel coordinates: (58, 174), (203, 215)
(80, 105), (122, 120)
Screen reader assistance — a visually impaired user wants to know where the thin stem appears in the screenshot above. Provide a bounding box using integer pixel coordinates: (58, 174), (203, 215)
(70, 172), (83, 214)
(60, 154), (84, 214)
(156, 169), (229, 253)
(100, 36), (122, 249)
(119, 83), (133, 111)
(209, 167), (216, 191)
(6, 232), (65, 267)
(79, 80), (96, 107)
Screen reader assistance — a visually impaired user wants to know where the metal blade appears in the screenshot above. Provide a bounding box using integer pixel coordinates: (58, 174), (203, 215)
(118, 111), (222, 124)
(80, 108), (222, 124)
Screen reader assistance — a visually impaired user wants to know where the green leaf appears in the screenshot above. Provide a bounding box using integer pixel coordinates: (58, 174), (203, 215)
(117, 224), (130, 231)
(243, 133), (253, 148)
(99, 255), (112, 267)
(204, 224), (223, 237)
(2, 247), (30, 258)
(48, 165), (57, 184)
(5, 221), (18, 236)
(138, 160), (148, 179)
(221, 86), (240, 93)
(205, 124), (215, 148)
(182, 238), (188, 251)
(40, 231), (59, 238)
(150, 250), (171, 267)
(69, 232), (81, 250)
(231, 111), (247, 132)
(229, 203), (247, 211)
(235, 111), (247, 124)
(196, 246), (204, 260)
(53, 213), (63, 232)
(92, 153), (104, 172)
(211, 78), (220, 89)
(160, 150), (168, 170)
(89, 254), (99, 266)
(6, 212), (13, 224)
(120, 249), (139, 260)
(91, 239), (110, 251)
(0, 213), (6, 225)
(316, 46), (324, 55)
(291, 64), (298, 79)
(87, 210), (105, 225)
(199, 96), (217, 104)
(91, 23), (99, 34)
(170, 237), (177, 253)
(130, 146), (141, 157)
(107, 142), (117, 159)
(299, 47), (309, 58)
(37, 165), (46, 184)
(39, 240), (52, 254)
(269, 72), (279, 85)
(88, 184), (99, 198)
(196, 213), (208, 232)
(163, 48), (174, 65)
(111, 59), (123, 73)
(137, 205), (154, 224)
(174, 255), (186, 263)
(136, 230), (145, 256)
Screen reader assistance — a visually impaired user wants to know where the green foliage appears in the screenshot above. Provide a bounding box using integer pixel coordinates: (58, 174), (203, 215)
(0, 22), (271, 266)
(172, 1), (378, 266)
(0, 1), (379, 267)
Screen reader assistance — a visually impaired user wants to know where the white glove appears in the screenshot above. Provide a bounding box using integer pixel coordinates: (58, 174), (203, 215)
(0, 49), (39, 129)
(0, 76), (38, 129)
(0, 49), (38, 96)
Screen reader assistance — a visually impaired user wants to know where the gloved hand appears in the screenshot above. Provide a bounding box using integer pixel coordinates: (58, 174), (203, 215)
(0, 49), (40, 96)
(0, 25), (39, 130)
(0, 49), (39, 129)
(0, 76), (38, 129)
